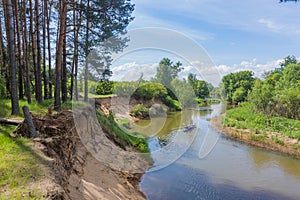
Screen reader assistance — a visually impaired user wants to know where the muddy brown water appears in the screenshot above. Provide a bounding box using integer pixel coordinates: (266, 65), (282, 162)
(131, 104), (300, 200)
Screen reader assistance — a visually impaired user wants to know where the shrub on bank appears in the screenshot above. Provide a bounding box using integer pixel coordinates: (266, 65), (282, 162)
(130, 104), (149, 118)
(96, 110), (149, 153)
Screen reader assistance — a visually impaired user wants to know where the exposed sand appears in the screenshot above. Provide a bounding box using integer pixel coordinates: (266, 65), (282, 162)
(15, 107), (151, 199)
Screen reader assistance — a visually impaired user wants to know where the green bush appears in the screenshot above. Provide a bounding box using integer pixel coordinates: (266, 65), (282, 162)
(162, 96), (182, 111)
(132, 82), (168, 100)
(88, 81), (98, 94)
(96, 110), (149, 153)
(130, 104), (149, 118)
(96, 80), (115, 95)
(117, 118), (131, 129)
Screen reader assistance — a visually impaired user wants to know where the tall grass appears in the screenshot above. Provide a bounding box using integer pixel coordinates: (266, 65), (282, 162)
(225, 102), (300, 139)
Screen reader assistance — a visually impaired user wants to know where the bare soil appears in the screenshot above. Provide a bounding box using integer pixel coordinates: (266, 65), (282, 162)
(14, 108), (151, 199)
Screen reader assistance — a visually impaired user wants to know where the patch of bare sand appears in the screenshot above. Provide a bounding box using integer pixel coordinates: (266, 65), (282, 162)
(15, 108), (151, 199)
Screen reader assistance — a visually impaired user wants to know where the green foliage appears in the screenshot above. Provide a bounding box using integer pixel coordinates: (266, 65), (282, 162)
(130, 104), (149, 118)
(249, 58), (300, 120)
(272, 136), (285, 146)
(88, 80), (98, 94)
(96, 110), (149, 153)
(171, 78), (197, 108)
(133, 82), (168, 100)
(155, 58), (183, 89)
(232, 87), (246, 104)
(161, 96), (182, 111)
(222, 70), (255, 104)
(0, 75), (7, 99)
(250, 134), (267, 142)
(114, 81), (139, 97)
(188, 73), (210, 99)
(117, 118), (131, 129)
(225, 102), (300, 139)
(96, 80), (115, 95)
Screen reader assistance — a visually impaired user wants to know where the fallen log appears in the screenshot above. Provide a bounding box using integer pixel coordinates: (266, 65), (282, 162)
(0, 118), (22, 126)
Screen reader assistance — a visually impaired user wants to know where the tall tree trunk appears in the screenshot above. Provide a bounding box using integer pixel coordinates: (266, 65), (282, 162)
(2, 0), (10, 95)
(3, 0), (20, 115)
(22, 0), (31, 104)
(84, 0), (90, 102)
(13, 0), (23, 100)
(54, 0), (67, 110)
(35, 0), (42, 104)
(70, 0), (82, 101)
(61, 31), (67, 103)
(29, 0), (37, 103)
(42, 0), (48, 99)
(46, 0), (52, 99)
(0, 14), (7, 76)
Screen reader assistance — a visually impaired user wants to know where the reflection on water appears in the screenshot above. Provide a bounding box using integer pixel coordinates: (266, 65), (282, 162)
(140, 104), (300, 200)
(131, 108), (213, 138)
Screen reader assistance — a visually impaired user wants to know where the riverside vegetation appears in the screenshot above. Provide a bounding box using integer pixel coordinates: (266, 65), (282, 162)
(214, 56), (300, 157)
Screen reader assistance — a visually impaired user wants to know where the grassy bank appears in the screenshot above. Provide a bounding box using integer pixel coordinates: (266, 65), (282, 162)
(0, 125), (43, 199)
(212, 102), (300, 158)
(96, 110), (149, 153)
(224, 102), (300, 140)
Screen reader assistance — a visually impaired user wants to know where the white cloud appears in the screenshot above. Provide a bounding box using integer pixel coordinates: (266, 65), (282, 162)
(258, 18), (282, 32)
(215, 58), (284, 78)
(111, 62), (158, 81)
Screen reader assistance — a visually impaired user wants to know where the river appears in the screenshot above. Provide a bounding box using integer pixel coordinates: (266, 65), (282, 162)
(131, 104), (300, 200)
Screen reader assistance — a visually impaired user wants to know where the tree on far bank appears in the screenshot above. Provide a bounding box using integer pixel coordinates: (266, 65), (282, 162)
(221, 70), (255, 104)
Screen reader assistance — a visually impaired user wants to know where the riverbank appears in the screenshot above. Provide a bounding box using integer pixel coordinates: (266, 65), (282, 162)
(211, 114), (300, 159)
(10, 108), (151, 199)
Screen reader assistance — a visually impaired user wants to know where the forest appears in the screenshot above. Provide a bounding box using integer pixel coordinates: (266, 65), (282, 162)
(0, 0), (134, 115)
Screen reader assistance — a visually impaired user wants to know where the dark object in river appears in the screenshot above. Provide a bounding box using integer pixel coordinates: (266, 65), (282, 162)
(183, 124), (196, 132)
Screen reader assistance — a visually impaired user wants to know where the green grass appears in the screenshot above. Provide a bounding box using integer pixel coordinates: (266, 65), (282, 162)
(0, 125), (43, 199)
(0, 99), (74, 118)
(250, 133), (267, 142)
(96, 110), (149, 153)
(225, 102), (300, 140)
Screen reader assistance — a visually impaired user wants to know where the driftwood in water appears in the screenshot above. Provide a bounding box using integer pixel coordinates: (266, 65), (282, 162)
(0, 118), (22, 126)
(22, 106), (37, 138)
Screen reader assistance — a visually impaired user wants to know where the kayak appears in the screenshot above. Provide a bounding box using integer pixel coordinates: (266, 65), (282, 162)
(183, 124), (196, 132)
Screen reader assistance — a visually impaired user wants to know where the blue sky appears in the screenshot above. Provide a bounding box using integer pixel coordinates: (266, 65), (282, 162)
(111, 0), (300, 82)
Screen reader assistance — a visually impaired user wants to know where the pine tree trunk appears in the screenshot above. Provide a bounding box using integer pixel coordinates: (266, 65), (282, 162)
(2, 0), (10, 96)
(61, 31), (67, 103)
(42, 0), (48, 99)
(3, 0), (20, 115)
(0, 15), (7, 76)
(29, 0), (38, 103)
(22, 0), (31, 104)
(35, 0), (42, 104)
(54, 0), (67, 110)
(84, 0), (90, 102)
(70, 2), (82, 101)
(46, 1), (52, 99)
(13, 0), (23, 100)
